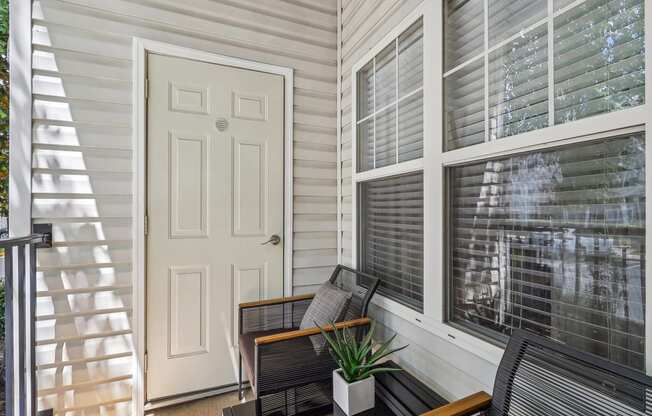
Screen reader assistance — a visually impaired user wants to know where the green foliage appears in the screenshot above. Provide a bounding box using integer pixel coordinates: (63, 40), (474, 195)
(0, 0), (9, 217)
(0, 0), (7, 350)
(0, 277), (4, 336)
(317, 320), (407, 383)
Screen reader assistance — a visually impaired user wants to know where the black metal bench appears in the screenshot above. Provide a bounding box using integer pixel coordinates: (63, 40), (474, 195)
(223, 361), (448, 416)
(424, 329), (652, 416)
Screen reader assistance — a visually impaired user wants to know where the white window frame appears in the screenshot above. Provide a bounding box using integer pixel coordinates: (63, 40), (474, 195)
(437, 0), (652, 370)
(351, 0), (652, 371)
(351, 4), (427, 320)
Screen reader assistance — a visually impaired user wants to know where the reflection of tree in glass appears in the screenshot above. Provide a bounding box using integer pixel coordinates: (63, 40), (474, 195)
(596, 135), (646, 366)
(555, 0), (645, 123)
(454, 135), (646, 369)
(492, 25), (548, 140)
(458, 152), (563, 332)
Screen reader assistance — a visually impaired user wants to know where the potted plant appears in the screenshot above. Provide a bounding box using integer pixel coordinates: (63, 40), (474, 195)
(318, 321), (407, 415)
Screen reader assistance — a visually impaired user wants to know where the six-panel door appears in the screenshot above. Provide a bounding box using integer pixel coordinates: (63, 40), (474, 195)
(146, 53), (284, 400)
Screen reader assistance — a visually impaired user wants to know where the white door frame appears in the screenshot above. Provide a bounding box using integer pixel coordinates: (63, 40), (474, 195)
(132, 38), (294, 414)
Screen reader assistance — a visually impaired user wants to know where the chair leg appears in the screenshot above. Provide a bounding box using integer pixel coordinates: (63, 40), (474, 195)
(238, 352), (243, 400)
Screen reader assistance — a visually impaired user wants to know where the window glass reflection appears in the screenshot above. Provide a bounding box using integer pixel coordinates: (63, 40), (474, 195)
(449, 133), (646, 370)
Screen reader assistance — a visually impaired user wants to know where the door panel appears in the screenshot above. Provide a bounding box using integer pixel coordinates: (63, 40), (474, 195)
(168, 265), (209, 357)
(232, 92), (268, 121)
(231, 264), (266, 348)
(169, 132), (209, 238)
(146, 53), (284, 401)
(169, 83), (209, 114)
(233, 137), (266, 236)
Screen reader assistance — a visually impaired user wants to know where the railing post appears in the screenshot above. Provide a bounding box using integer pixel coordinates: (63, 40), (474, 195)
(29, 243), (37, 416)
(2, 229), (52, 416)
(18, 244), (26, 416)
(4, 245), (14, 415)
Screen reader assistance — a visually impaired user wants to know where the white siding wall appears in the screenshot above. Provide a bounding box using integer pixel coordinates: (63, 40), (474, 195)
(31, 0), (338, 413)
(338, 0), (498, 401)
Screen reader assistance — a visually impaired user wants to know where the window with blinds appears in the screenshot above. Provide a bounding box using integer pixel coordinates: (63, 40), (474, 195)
(357, 18), (423, 171)
(359, 172), (424, 312)
(448, 133), (645, 370)
(444, 0), (645, 151)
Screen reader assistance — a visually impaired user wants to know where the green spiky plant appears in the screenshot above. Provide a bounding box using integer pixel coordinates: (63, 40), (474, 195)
(317, 320), (408, 383)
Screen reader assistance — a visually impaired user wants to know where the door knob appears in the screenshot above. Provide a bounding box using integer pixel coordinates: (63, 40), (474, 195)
(261, 234), (281, 245)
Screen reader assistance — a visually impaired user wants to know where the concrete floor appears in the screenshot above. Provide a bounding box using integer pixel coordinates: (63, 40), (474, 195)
(145, 389), (253, 416)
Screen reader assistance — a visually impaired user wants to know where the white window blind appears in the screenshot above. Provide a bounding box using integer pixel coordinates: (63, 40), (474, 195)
(448, 133), (646, 370)
(554, 0), (645, 124)
(355, 15), (425, 313)
(359, 172), (424, 312)
(489, 0), (547, 45)
(357, 18), (423, 171)
(445, 57), (485, 149)
(444, 0), (645, 150)
(489, 23), (549, 140)
(445, 0), (484, 70)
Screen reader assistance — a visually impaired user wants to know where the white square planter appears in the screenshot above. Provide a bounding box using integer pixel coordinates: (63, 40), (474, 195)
(332, 370), (375, 415)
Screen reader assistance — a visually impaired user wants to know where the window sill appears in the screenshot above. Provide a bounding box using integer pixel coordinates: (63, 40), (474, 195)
(369, 294), (505, 367)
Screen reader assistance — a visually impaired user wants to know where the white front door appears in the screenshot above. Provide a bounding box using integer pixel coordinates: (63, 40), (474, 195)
(146, 53), (285, 401)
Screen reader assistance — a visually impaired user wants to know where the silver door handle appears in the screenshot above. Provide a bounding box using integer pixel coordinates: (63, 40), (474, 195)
(261, 234), (281, 245)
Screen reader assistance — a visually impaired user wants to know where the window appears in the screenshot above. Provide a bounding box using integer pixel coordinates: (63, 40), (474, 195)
(360, 173), (424, 312)
(442, 0), (647, 370)
(354, 16), (424, 312)
(444, 0), (645, 150)
(350, 0), (648, 369)
(357, 18), (424, 171)
(448, 134), (646, 370)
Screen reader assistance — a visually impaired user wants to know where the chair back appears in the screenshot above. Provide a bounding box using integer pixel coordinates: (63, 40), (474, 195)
(329, 265), (380, 321)
(491, 329), (652, 415)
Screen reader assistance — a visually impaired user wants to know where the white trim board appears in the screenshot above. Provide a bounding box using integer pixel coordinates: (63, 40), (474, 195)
(8, 0), (32, 237)
(8, 1), (33, 414)
(337, 0), (343, 265)
(132, 38), (294, 414)
(350, 2), (426, 325)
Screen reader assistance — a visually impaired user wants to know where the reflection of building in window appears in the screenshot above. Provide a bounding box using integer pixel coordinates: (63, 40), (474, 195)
(452, 134), (645, 370)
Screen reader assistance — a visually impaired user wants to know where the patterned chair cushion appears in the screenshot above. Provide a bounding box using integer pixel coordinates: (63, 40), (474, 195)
(299, 282), (352, 350)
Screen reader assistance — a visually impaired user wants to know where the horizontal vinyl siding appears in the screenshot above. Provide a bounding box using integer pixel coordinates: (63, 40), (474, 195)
(338, 0), (498, 401)
(31, 0), (337, 413)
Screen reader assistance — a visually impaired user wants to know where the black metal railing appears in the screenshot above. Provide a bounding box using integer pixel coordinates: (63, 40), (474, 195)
(2, 225), (51, 416)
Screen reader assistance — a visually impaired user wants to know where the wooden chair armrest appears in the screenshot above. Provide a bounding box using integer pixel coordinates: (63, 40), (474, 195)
(254, 317), (371, 345)
(420, 392), (492, 416)
(239, 293), (314, 309)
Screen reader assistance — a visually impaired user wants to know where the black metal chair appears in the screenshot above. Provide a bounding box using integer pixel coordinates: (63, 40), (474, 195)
(423, 329), (652, 415)
(237, 265), (380, 399)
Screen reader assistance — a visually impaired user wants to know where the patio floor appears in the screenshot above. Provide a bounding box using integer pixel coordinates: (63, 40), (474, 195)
(145, 389), (253, 416)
